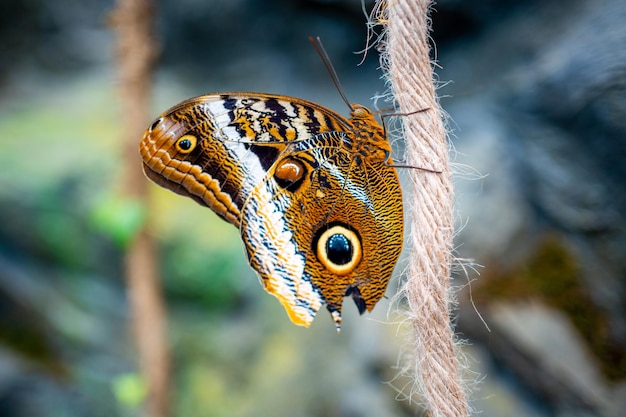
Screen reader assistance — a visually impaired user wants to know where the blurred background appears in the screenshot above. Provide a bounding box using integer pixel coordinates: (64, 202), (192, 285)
(1, 0), (625, 416)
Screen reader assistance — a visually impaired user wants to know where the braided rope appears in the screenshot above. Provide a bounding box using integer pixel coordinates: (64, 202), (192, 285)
(380, 0), (470, 415)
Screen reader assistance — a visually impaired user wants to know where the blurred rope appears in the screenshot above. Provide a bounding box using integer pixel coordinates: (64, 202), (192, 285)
(111, 0), (170, 416)
(379, 0), (470, 415)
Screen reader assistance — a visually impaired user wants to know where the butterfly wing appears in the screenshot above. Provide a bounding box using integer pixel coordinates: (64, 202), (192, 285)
(140, 93), (350, 227)
(140, 94), (403, 330)
(241, 132), (403, 330)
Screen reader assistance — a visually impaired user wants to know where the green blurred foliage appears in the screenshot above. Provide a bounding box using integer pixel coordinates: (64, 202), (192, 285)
(111, 373), (147, 409)
(90, 195), (146, 250)
(162, 237), (245, 309)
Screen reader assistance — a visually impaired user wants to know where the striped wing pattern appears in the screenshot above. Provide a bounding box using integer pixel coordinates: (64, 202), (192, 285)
(140, 93), (403, 330)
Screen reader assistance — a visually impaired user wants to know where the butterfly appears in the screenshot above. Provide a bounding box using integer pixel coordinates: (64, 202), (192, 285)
(139, 38), (403, 331)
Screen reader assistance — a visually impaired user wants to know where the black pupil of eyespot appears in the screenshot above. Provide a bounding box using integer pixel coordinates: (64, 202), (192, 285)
(179, 138), (191, 150)
(326, 234), (352, 265)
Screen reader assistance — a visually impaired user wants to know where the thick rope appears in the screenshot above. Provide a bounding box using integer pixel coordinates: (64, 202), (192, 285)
(378, 0), (470, 415)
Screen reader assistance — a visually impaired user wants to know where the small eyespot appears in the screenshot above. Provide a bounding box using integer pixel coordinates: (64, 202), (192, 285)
(274, 157), (306, 190)
(315, 224), (362, 275)
(175, 134), (197, 154)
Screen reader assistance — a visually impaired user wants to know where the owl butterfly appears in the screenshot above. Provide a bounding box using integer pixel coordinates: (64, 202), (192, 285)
(139, 37), (403, 332)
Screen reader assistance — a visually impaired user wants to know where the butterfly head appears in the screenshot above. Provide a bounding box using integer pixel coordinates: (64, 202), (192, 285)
(350, 104), (374, 119)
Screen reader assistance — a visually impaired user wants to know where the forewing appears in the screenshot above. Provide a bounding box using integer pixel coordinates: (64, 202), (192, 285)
(139, 93), (350, 227)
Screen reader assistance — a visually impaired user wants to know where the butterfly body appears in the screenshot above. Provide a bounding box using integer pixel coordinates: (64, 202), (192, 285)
(140, 93), (403, 330)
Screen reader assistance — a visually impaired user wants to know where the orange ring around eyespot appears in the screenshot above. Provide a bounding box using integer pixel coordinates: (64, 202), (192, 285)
(175, 134), (198, 154)
(316, 225), (362, 276)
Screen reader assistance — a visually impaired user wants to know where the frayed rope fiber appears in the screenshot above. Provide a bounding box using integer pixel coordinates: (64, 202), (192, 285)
(380, 0), (470, 415)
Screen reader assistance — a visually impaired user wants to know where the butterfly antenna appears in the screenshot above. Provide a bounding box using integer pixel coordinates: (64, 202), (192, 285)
(308, 36), (354, 111)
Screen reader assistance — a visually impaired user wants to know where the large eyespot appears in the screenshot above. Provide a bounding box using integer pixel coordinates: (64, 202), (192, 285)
(175, 134), (197, 154)
(274, 157), (306, 190)
(315, 224), (362, 276)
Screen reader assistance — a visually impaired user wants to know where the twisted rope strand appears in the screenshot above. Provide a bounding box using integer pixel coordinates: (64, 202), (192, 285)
(382, 0), (470, 415)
